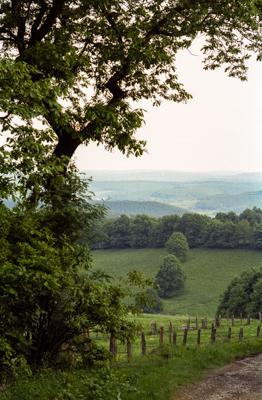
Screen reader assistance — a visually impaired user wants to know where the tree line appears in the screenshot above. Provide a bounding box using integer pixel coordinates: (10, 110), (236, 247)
(89, 208), (262, 250)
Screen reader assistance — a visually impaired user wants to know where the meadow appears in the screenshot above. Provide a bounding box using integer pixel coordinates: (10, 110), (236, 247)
(93, 248), (262, 317)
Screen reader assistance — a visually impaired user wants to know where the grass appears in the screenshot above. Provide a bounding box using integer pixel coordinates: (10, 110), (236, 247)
(93, 248), (262, 317)
(120, 339), (262, 400)
(89, 315), (260, 358)
(1, 338), (262, 400)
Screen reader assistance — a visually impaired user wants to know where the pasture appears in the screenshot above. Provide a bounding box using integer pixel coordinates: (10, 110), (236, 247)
(93, 248), (262, 317)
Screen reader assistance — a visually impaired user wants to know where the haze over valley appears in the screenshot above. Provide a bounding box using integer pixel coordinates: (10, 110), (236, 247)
(87, 170), (262, 217)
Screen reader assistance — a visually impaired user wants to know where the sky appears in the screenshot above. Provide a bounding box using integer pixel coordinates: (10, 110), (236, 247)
(75, 40), (262, 173)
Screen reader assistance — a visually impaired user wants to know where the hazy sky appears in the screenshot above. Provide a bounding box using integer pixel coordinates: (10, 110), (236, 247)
(77, 41), (262, 173)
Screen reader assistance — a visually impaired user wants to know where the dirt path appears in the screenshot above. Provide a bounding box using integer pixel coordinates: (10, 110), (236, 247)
(173, 353), (262, 400)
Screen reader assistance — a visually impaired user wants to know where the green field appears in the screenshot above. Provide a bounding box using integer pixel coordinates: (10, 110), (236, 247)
(93, 248), (262, 317)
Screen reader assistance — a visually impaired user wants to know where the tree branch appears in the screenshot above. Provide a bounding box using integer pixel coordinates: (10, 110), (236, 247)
(29, 0), (66, 45)
(30, 0), (48, 41)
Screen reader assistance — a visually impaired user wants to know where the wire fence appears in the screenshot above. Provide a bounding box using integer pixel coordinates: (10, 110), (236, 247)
(86, 314), (262, 362)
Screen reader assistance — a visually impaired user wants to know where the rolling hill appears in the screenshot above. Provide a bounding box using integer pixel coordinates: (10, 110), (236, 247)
(93, 248), (262, 317)
(101, 200), (187, 217)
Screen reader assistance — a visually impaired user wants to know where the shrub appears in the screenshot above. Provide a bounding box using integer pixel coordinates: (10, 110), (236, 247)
(140, 288), (164, 314)
(155, 255), (186, 298)
(217, 268), (262, 318)
(165, 232), (189, 262)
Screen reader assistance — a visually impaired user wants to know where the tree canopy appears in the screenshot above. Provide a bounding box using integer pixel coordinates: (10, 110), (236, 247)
(165, 231), (189, 261)
(217, 268), (262, 318)
(0, 1), (261, 201)
(155, 254), (186, 298)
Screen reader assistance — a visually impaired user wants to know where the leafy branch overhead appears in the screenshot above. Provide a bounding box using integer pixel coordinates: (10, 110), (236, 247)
(0, 0), (261, 173)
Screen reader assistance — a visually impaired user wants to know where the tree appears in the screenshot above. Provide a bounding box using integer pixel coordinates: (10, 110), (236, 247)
(138, 288), (164, 314)
(179, 213), (211, 247)
(150, 215), (181, 248)
(0, 181), (143, 377)
(107, 215), (131, 248)
(155, 255), (186, 298)
(129, 214), (154, 248)
(235, 220), (252, 248)
(0, 1), (261, 202)
(165, 231), (189, 262)
(217, 268), (262, 318)
(253, 224), (262, 249)
(239, 208), (262, 226)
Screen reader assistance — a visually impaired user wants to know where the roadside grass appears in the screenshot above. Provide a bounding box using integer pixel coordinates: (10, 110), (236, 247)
(93, 248), (262, 316)
(1, 338), (262, 400)
(120, 338), (262, 400)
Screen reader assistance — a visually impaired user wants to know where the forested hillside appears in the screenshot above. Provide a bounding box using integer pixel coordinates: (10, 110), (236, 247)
(90, 207), (262, 251)
(98, 200), (186, 217)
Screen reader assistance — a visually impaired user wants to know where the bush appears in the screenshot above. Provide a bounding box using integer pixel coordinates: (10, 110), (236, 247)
(165, 232), (189, 262)
(155, 255), (186, 298)
(140, 288), (164, 314)
(0, 179), (140, 381)
(217, 268), (262, 318)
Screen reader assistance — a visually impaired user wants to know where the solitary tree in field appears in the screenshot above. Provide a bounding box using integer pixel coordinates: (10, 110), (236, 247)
(0, 1), (261, 202)
(156, 254), (186, 298)
(165, 231), (189, 261)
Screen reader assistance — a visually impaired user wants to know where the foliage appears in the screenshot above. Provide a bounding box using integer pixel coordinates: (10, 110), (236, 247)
(165, 231), (189, 262)
(0, 365), (137, 400)
(155, 255), (186, 298)
(0, 163), (149, 381)
(107, 214), (131, 248)
(0, 0), (261, 179)
(178, 213), (211, 248)
(1, 338), (262, 400)
(129, 215), (155, 248)
(138, 288), (164, 314)
(90, 208), (262, 251)
(253, 224), (262, 249)
(217, 268), (262, 318)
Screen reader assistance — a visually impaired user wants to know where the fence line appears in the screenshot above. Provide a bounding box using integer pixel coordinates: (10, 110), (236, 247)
(86, 314), (262, 362)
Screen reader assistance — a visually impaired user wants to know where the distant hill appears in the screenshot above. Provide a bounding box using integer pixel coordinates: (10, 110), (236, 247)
(101, 200), (187, 217)
(90, 176), (262, 215)
(195, 190), (262, 212)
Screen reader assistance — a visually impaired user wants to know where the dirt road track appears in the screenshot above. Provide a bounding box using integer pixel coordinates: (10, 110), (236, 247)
(173, 353), (262, 400)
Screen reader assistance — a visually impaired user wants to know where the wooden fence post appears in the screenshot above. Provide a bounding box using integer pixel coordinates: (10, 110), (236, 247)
(169, 322), (173, 343)
(257, 326), (261, 337)
(227, 327), (232, 340)
(160, 326), (164, 345)
(151, 321), (157, 335)
(172, 330), (177, 346)
(141, 331), (146, 356)
(195, 317), (198, 329)
(246, 315), (251, 325)
(231, 315), (235, 326)
(239, 327), (244, 341)
(183, 328), (188, 346)
(201, 319), (205, 329)
(240, 313), (243, 326)
(211, 327), (216, 344)
(127, 340), (132, 361)
(259, 312), (262, 324)
(197, 329), (201, 346)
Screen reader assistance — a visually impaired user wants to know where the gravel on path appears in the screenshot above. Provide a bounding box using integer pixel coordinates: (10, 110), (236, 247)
(173, 353), (262, 400)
